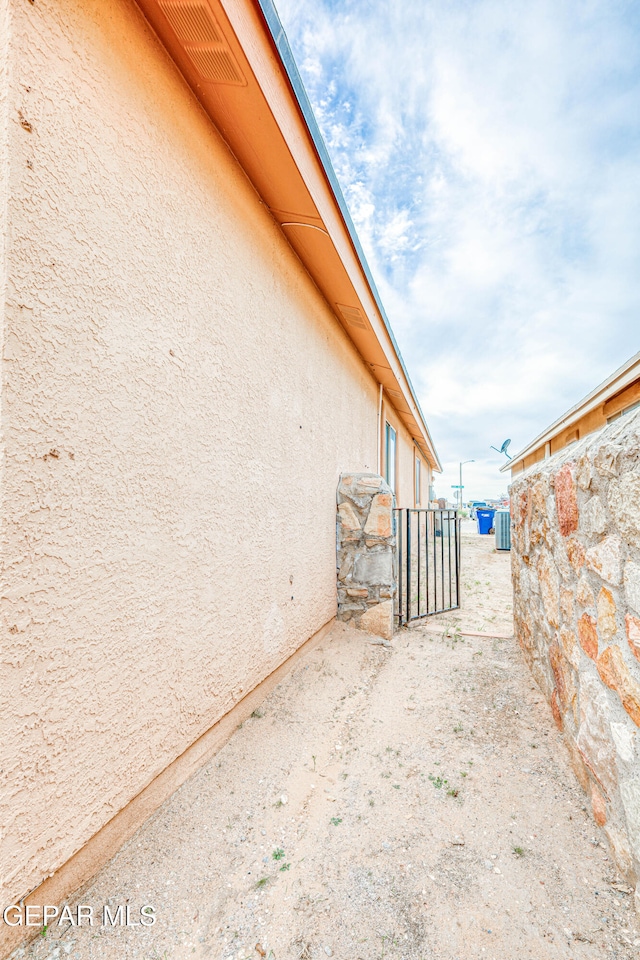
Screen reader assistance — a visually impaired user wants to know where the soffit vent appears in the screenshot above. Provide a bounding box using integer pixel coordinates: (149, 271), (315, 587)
(337, 304), (367, 329)
(185, 46), (242, 83)
(158, 1), (245, 85)
(158, 0), (221, 42)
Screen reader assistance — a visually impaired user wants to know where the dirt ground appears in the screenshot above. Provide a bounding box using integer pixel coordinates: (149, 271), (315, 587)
(16, 522), (640, 960)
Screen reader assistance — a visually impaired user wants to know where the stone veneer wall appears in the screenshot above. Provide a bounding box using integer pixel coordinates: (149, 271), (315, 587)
(510, 409), (640, 903)
(336, 474), (396, 641)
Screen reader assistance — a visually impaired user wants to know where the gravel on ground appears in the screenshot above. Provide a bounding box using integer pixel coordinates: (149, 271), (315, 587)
(16, 522), (640, 960)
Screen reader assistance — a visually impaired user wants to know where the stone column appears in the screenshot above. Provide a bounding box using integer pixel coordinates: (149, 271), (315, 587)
(336, 473), (396, 641)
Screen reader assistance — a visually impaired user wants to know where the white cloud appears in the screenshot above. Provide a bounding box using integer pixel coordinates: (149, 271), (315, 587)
(275, 0), (640, 497)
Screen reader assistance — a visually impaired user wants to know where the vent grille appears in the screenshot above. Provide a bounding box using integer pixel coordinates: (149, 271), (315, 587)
(158, 1), (221, 43)
(337, 304), (367, 329)
(158, 0), (245, 85)
(494, 510), (511, 551)
(185, 46), (242, 83)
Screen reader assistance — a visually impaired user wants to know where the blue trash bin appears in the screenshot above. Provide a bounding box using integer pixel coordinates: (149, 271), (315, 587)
(476, 509), (496, 535)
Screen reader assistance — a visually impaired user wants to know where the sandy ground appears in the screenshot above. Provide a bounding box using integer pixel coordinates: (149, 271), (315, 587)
(15, 522), (640, 960)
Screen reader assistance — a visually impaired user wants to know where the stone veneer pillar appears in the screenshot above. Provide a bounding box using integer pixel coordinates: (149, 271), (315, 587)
(336, 473), (396, 641)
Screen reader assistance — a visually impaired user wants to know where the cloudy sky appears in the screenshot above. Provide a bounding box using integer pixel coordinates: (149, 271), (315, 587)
(274, 0), (640, 500)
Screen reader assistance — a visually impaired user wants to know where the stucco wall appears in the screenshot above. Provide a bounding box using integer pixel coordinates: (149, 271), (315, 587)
(510, 410), (640, 901)
(0, 0), (403, 904)
(381, 400), (427, 508)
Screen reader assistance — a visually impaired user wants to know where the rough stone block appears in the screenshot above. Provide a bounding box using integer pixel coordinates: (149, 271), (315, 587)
(357, 599), (393, 641)
(549, 640), (576, 711)
(581, 495), (607, 538)
(338, 553), (354, 582)
(594, 443), (621, 478)
(597, 645), (640, 727)
(585, 536), (623, 586)
(576, 576), (595, 608)
(610, 719), (636, 764)
(560, 587), (574, 625)
(338, 501), (361, 532)
(626, 614), (640, 663)
(566, 538), (586, 572)
(356, 476), (382, 490)
(537, 551), (560, 627)
(597, 587), (618, 643)
(578, 613), (598, 660)
(559, 626), (580, 670)
(620, 777), (640, 863)
(577, 671), (618, 795)
(346, 587), (368, 598)
(353, 549), (393, 587)
(624, 562), (640, 616)
(555, 464), (579, 537)
(576, 455), (592, 491)
(609, 466), (640, 544)
(364, 493), (393, 538)
(591, 784), (608, 826)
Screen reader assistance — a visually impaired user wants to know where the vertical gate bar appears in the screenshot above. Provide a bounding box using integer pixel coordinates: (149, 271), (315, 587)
(454, 512), (460, 608)
(440, 510), (445, 612)
(417, 510), (421, 617)
(425, 511), (430, 614)
(433, 511), (437, 614)
(447, 511), (452, 609)
(397, 510), (403, 626)
(406, 509), (411, 624)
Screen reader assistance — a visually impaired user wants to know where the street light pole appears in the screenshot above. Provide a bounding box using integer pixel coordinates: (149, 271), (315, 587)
(459, 459), (475, 512)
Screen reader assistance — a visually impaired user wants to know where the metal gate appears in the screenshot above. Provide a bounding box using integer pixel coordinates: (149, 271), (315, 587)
(394, 508), (461, 626)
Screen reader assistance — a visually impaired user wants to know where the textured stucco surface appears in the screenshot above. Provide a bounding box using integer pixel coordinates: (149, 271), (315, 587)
(0, 0), (421, 905)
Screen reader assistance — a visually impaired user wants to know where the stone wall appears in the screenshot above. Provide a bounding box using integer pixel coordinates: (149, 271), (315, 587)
(510, 409), (640, 904)
(336, 474), (396, 641)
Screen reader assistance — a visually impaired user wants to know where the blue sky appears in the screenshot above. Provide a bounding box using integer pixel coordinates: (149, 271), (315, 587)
(275, 0), (640, 500)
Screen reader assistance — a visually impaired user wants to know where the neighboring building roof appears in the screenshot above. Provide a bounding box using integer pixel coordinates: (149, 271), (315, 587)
(134, 0), (441, 471)
(501, 350), (640, 474)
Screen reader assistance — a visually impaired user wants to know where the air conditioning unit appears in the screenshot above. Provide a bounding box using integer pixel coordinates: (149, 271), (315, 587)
(495, 510), (511, 551)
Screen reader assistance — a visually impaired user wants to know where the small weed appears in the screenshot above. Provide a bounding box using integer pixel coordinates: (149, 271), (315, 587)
(453, 723), (463, 733)
(460, 771), (468, 778)
(392, 784), (400, 790)
(428, 774), (447, 789)
(369, 798), (375, 806)
(340, 772), (348, 780)
(251, 708), (264, 719)
(330, 817), (342, 826)
(447, 787), (459, 798)
(513, 846), (525, 858)
(272, 847), (285, 861)
(279, 862), (291, 872)
(255, 876), (269, 888)
(274, 799), (284, 808)
(40, 926), (48, 939)
(312, 755), (316, 771)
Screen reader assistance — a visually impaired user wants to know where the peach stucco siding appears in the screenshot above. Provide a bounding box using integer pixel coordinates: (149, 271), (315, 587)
(0, 0), (425, 906)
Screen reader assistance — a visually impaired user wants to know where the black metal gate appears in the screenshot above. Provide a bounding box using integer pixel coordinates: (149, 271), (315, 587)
(394, 508), (461, 626)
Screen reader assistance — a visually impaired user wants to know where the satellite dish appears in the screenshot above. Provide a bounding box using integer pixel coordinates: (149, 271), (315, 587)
(490, 439), (513, 460)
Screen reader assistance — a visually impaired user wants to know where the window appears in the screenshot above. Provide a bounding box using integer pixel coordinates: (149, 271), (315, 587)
(385, 422), (396, 493)
(415, 456), (421, 506)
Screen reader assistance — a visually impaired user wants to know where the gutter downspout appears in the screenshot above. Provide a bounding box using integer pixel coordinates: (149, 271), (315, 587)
(377, 383), (383, 476)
